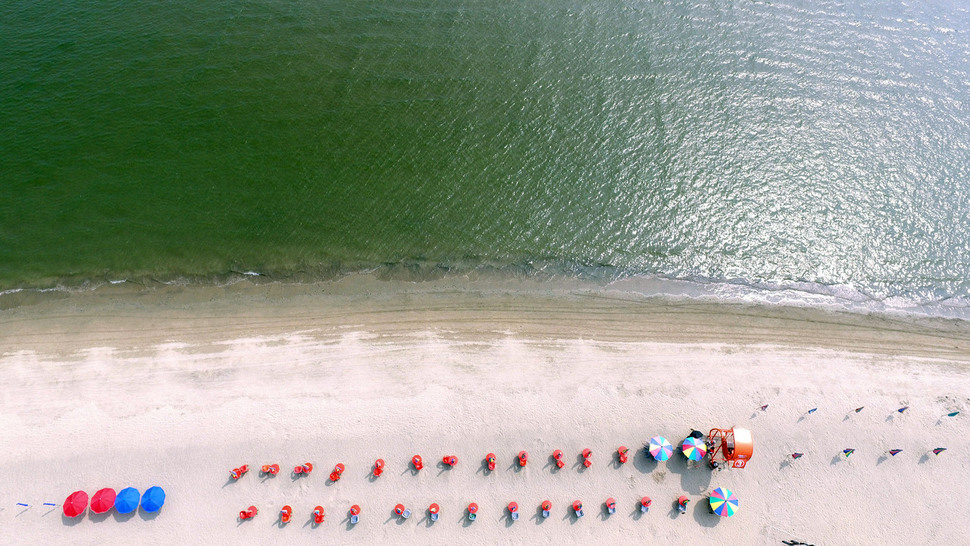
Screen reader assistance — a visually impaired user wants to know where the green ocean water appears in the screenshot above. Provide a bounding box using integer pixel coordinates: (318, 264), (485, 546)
(2, 1), (970, 315)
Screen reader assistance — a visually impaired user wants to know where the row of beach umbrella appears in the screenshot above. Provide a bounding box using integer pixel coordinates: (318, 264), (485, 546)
(648, 436), (707, 462)
(63, 486), (165, 518)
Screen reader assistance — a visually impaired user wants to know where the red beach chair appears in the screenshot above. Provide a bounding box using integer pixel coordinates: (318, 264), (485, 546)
(230, 465), (249, 480)
(582, 449), (593, 468)
(552, 450), (565, 469)
(412, 455), (424, 471)
(294, 463), (313, 475)
(239, 505), (257, 520)
(312, 506), (325, 524)
(518, 451), (528, 467)
(618, 446), (629, 464)
(261, 464), (280, 475)
(279, 505), (292, 523)
(442, 455), (457, 467)
(329, 463), (345, 482)
(677, 496), (689, 514)
(373, 459), (385, 477)
(485, 453), (496, 471)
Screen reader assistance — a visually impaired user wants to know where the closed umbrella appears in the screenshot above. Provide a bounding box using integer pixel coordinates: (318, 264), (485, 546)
(90, 488), (116, 514)
(115, 487), (140, 514)
(141, 486), (166, 512)
(63, 491), (88, 518)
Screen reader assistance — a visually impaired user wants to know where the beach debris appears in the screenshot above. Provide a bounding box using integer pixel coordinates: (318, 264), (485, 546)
(238, 506), (257, 521)
(573, 500), (584, 518)
(411, 455), (424, 471)
(709, 488), (738, 517)
(467, 502), (479, 521)
(582, 448), (593, 468)
(373, 459), (385, 477)
(648, 436), (673, 461)
(842, 449), (855, 457)
(428, 503), (440, 521)
(791, 453), (804, 459)
(640, 497), (652, 513)
(280, 505), (292, 524)
(760, 404), (769, 411)
(349, 504), (360, 524)
(294, 463), (313, 475)
(707, 427), (754, 469)
(394, 503), (411, 519)
(230, 465), (249, 480)
(889, 449), (903, 456)
(442, 455), (458, 467)
(605, 498), (616, 515)
(676, 496), (689, 514)
(854, 406), (864, 413)
(541, 500), (552, 518)
(508, 501), (519, 520)
(329, 463), (345, 482)
(897, 406), (909, 413)
(552, 450), (565, 469)
(617, 446), (629, 464)
(140, 486), (166, 513)
(933, 447), (947, 455)
(946, 411), (960, 417)
(807, 408), (818, 414)
(114, 488), (139, 514)
(90, 488), (116, 514)
(682, 437), (707, 461)
(312, 506), (324, 524)
(261, 464), (280, 475)
(518, 451), (528, 467)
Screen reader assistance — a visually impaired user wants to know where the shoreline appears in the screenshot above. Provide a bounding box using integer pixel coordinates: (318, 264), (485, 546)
(1, 278), (968, 543)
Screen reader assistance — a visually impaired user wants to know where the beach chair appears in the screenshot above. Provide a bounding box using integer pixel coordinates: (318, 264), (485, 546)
(606, 498), (616, 514)
(618, 446), (629, 464)
(508, 502), (519, 521)
(373, 459), (385, 477)
(329, 463), (345, 482)
(261, 464), (280, 475)
(541, 500), (551, 518)
(280, 505), (292, 523)
(573, 501), (584, 518)
(485, 453), (496, 471)
(467, 503), (479, 521)
(582, 449), (593, 468)
(239, 506), (257, 520)
(429, 503), (440, 521)
(677, 496), (689, 514)
(349, 505), (360, 524)
(640, 497), (651, 513)
(552, 450), (565, 469)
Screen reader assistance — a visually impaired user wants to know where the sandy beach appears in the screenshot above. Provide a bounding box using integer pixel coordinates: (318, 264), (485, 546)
(1, 276), (968, 545)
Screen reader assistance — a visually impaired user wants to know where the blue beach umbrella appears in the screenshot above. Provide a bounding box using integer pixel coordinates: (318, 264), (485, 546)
(140, 486), (166, 512)
(115, 487), (140, 514)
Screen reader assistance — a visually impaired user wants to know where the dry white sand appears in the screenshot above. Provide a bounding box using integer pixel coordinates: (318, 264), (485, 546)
(1, 277), (968, 545)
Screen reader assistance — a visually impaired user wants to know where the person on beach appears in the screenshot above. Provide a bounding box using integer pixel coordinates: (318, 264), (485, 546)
(854, 407), (864, 413)
(760, 404), (768, 411)
(807, 408), (817, 414)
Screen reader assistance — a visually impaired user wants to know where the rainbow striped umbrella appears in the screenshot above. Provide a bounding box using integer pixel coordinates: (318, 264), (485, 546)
(709, 487), (738, 517)
(682, 437), (708, 461)
(648, 436), (673, 461)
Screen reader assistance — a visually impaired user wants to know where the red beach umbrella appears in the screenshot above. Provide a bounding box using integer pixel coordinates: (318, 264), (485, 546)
(63, 490), (88, 518)
(90, 488), (116, 514)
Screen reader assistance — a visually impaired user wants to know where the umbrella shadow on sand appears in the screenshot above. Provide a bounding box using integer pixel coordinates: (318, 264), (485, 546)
(89, 511), (111, 523)
(665, 454), (712, 495)
(692, 500), (721, 528)
(112, 511), (137, 522)
(138, 509), (160, 521)
(61, 514), (83, 527)
(632, 448), (658, 474)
